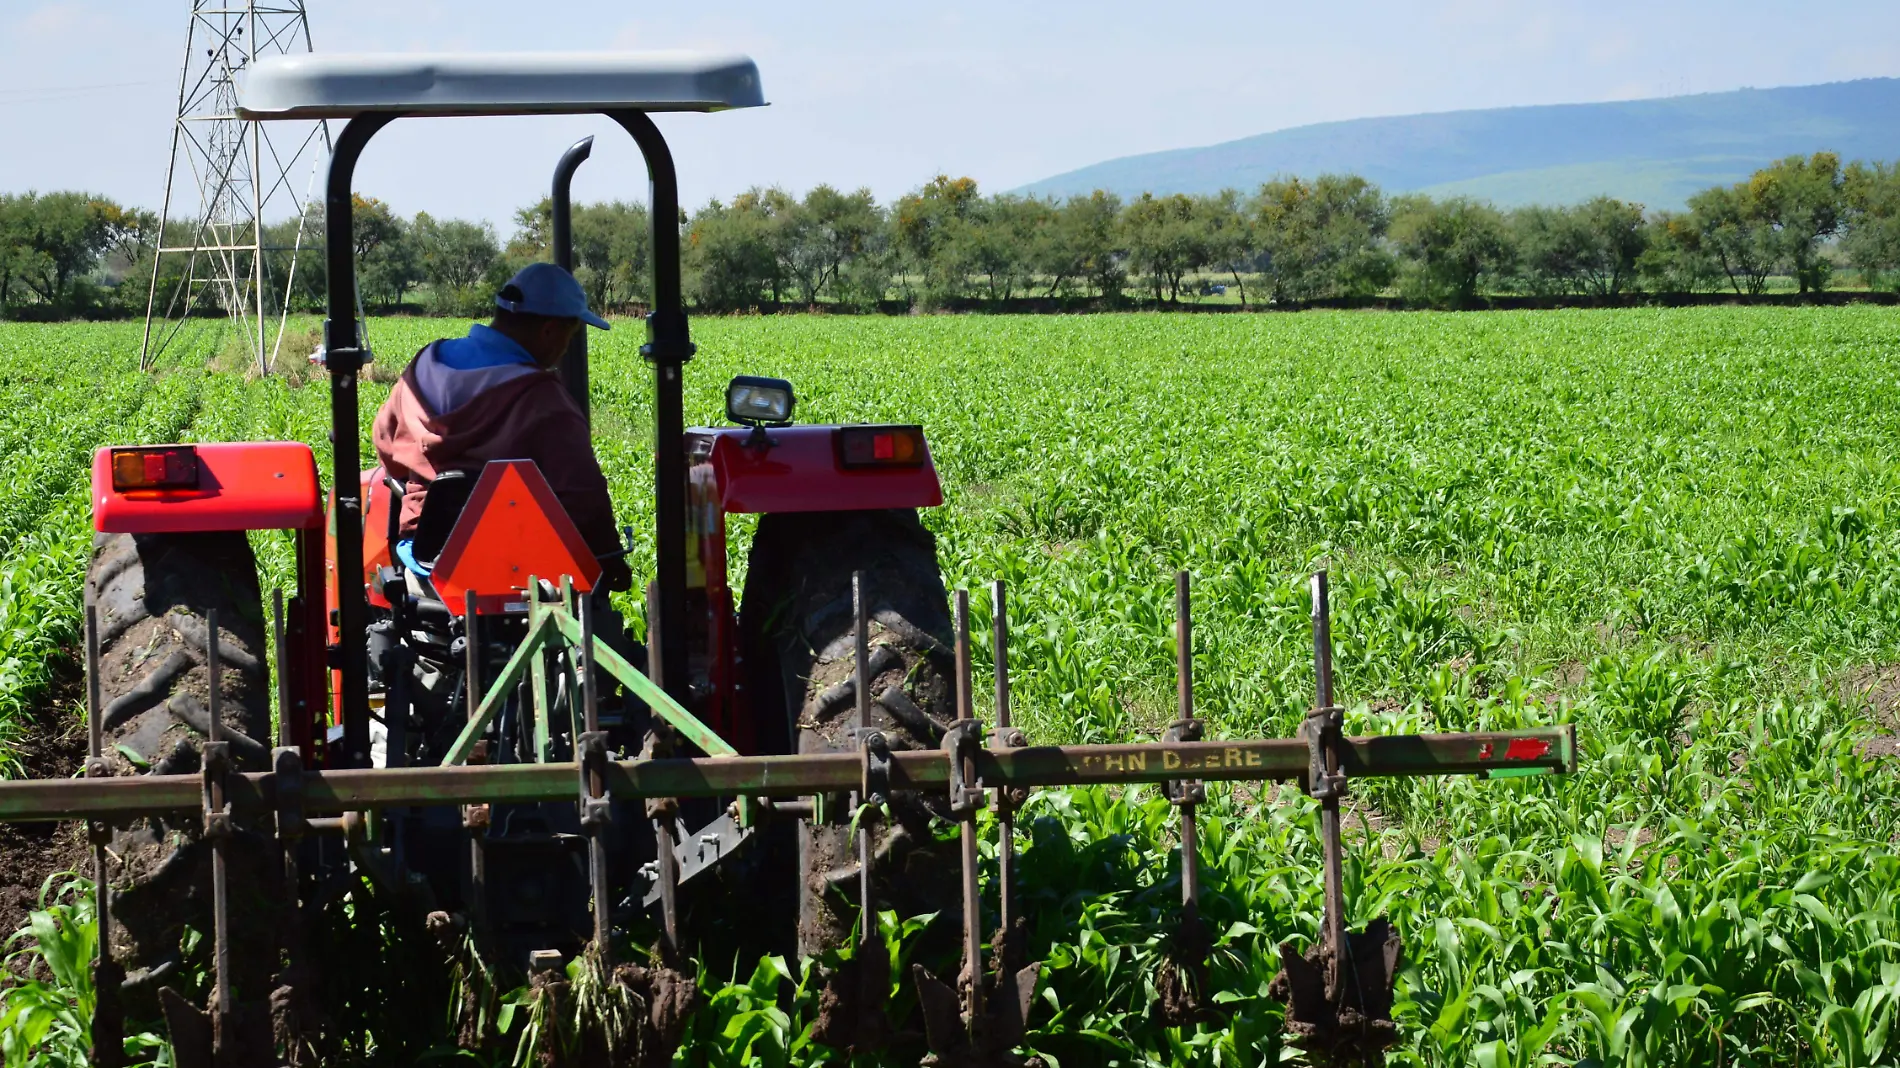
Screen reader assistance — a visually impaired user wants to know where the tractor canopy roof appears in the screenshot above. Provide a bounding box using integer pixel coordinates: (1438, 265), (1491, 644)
(236, 51), (765, 119)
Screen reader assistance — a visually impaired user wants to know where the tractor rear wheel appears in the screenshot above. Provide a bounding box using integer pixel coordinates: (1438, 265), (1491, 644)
(740, 509), (960, 959)
(84, 531), (278, 1038)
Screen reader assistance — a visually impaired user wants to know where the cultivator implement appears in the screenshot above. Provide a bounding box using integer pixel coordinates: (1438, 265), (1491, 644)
(0, 568), (1573, 1066)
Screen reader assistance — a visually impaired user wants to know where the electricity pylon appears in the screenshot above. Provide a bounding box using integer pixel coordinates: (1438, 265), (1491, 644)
(141, 1), (329, 374)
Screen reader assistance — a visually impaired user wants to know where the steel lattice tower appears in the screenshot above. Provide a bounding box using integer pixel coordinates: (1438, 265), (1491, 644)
(141, 1), (329, 374)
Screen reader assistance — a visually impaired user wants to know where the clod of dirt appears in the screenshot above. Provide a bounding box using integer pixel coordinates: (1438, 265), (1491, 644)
(1268, 919), (1403, 1067)
(811, 933), (894, 1052)
(158, 984), (273, 1068)
(1153, 909), (1220, 1028)
(607, 951), (701, 1068)
(911, 919), (1041, 1068)
(271, 960), (328, 1067)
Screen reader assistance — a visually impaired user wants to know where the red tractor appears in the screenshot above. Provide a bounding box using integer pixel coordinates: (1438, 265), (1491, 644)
(59, 48), (1578, 1064)
(89, 51), (954, 981)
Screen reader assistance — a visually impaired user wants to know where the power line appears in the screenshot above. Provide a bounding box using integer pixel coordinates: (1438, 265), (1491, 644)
(0, 80), (161, 100)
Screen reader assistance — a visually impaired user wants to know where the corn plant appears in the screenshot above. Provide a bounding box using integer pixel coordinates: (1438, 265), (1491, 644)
(0, 875), (167, 1067)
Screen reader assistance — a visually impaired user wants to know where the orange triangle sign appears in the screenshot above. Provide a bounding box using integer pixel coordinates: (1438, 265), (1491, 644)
(431, 459), (604, 615)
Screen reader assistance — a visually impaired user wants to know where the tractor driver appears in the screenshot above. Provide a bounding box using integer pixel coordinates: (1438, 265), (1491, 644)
(371, 262), (632, 594)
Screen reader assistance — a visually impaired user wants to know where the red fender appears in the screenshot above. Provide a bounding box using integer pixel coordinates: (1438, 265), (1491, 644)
(92, 442), (323, 533)
(91, 441), (327, 760)
(686, 425), (943, 514)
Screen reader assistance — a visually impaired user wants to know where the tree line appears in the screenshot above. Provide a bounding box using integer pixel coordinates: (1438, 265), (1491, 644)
(7, 150), (1900, 320)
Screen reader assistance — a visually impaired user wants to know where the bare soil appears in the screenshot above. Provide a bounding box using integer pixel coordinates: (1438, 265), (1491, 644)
(1841, 664), (1900, 760)
(1553, 660), (1589, 688)
(0, 657), (89, 973)
(1844, 664), (1900, 729)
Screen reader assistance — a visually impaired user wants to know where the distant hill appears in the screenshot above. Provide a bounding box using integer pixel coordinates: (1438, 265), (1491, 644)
(1018, 79), (1900, 210)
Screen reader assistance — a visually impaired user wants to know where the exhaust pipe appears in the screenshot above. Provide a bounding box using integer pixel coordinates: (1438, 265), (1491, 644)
(551, 134), (595, 421)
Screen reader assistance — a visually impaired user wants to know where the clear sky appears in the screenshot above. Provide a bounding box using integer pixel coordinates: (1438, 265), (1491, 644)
(5, 0), (1900, 232)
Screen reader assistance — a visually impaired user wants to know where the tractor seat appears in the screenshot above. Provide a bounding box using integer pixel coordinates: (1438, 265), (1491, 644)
(407, 469), (477, 570)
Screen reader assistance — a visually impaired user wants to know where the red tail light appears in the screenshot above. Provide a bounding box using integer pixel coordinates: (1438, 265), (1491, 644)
(110, 446), (201, 491)
(837, 426), (927, 469)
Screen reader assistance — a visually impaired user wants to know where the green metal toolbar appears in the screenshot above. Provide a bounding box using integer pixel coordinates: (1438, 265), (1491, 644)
(0, 724), (1574, 823)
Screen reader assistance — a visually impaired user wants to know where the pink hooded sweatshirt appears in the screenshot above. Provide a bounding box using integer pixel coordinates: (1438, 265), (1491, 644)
(371, 339), (630, 592)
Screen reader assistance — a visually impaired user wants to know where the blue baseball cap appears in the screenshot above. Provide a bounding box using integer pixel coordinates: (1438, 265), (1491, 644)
(495, 262), (611, 330)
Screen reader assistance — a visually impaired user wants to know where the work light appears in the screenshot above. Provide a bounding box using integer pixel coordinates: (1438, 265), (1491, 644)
(726, 376), (795, 427)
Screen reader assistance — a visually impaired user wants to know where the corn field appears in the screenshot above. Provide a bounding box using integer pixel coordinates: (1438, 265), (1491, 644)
(4, 307), (1900, 1065)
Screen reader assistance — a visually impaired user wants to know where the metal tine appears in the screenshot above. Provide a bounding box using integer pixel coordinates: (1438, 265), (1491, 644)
(953, 589), (984, 1022)
(207, 609), (222, 747)
(1175, 572), (1201, 925)
(463, 589), (488, 944)
(563, 577), (582, 741)
(464, 589), (482, 727)
(655, 818), (681, 952)
(1311, 570), (1348, 987)
(528, 574), (552, 763)
(86, 606), (124, 1068)
(992, 579), (1014, 934)
(266, 590), (306, 1048)
(853, 571), (874, 946)
(272, 589), (288, 749)
(649, 561), (683, 956)
(206, 609), (232, 1038)
(580, 590), (610, 964)
(580, 590), (600, 737)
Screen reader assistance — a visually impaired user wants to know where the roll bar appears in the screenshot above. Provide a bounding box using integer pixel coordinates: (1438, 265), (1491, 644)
(322, 111), (694, 768)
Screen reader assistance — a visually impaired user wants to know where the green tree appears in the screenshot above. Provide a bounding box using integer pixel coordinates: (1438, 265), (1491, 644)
(1684, 184), (1778, 295)
(893, 175), (981, 306)
(1389, 195), (1511, 307)
(86, 203), (161, 315)
(509, 197), (553, 261)
(571, 200), (652, 311)
(963, 195), (1047, 301)
(794, 185), (883, 303)
(775, 186), (884, 306)
(1197, 190), (1257, 305)
(684, 191), (782, 311)
(1750, 152), (1844, 293)
(1511, 197), (1647, 297)
(0, 194), (28, 311)
(267, 205), (328, 313)
(1252, 174), (1393, 302)
(1684, 154), (1844, 296)
(497, 197), (653, 309)
(413, 213), (500, 315)
(1030, 191), (1123, 300)
(350, 196), (420, 310)
(1636, 212), (1724, 294)
(832, 236), (896, 310)
(8, 192), (116, 310)
(751, 187), (801, 304)
(350, 195), (400, 263)
(95, 203), (158, 278)
(1843, 160), (1900, 289)
(1120, 192), (1208, 303)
